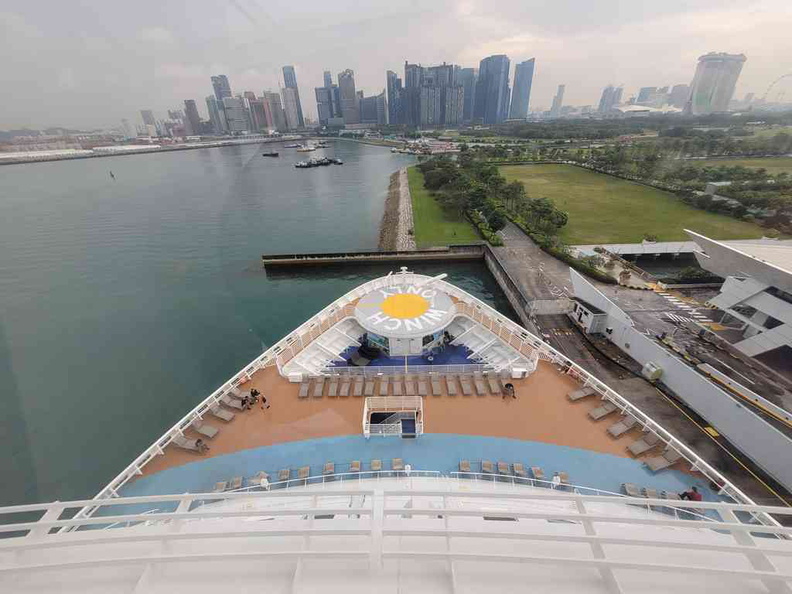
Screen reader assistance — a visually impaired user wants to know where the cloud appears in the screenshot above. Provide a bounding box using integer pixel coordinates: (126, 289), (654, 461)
(137, 27), (176, 45)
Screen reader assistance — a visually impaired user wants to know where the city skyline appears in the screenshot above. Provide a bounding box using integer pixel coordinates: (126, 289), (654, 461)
(1, 0), (790, 129)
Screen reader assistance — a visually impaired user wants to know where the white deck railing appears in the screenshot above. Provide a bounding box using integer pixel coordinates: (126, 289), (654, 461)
(83, 271), (782, 528)
(326, 363), (488, 376)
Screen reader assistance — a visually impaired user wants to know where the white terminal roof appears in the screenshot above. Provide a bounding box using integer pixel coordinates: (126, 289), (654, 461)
(354, 283), (456, 338)
(725, 238), (792, 275)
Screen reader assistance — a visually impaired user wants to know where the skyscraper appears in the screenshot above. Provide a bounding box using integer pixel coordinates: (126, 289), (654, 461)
(262, 91), (287, 132)
(323, 70), (333, 88)
(597, 85), (623, 113)
(205, 96), (227, 134)
(550, 84), (565, 117)
(474, 55), (511, 124)
(338, 69), (360, 125)
(458, 68), (478, 122)
(183, 100), (202, 135)
(375, 91), (388, 125)
(281, 87), (301, 131)
(140, 110), (156, 126)
(687, 53), (746, 115)
(211, 75), (232, 101)
(386, 70), (402, 125)
(509, 58), (535, 120)
(282, 66), (304, 128)
(222, 97), (251, 133)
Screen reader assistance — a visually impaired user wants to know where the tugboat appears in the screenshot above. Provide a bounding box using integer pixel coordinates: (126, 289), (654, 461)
(261, 151), (279, 157)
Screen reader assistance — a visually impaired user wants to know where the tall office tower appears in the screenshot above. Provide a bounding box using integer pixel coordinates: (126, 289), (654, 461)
(509, 58), (535, 119)
(597, 85), (623, 113)
(247, 98), (267, 131)
(402, 62), (424, 126)
(458, 68), (478, 122)
(550, 84), (565, 117)
(636, 87), (657, 104)
(183, 100), (202, 135)
(419, 85), (443, 127)
(222, 97), (251, 133)
(262, 91), (287, 131)
(375, 91), (388, 125)
(282, 66), (305, 128)
(360, 95), (379, 123)
(167, 109), (184, 121)
(211, 75), (232, 101)
(386, 70), (402, 125)
(474, 54), (511, 124)
(337, 69), (360, 124)
(323, 70), (333, 88)
(443, 85), (465, 126)
(140, 110), (156, 126)
(205, 96), (228, 133)
(315, 87), (334, 126)
(281, 87), (301, 130)
(668, 84), (689, 108)
(687, 52), (747, 114)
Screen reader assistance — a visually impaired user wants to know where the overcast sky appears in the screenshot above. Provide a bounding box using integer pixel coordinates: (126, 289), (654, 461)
(1, 0), (790, 129)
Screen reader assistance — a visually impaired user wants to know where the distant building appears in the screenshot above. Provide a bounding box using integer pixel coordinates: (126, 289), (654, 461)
(360, 95), (379, 123)
(550, 84), (565, 117)
(386, 70), (402, 125)
(375, 91), (388, 125)
(669, 84), (690, 108)
(597, 85), (623, 113)
(474, 54), (511, 124)
(140, 110), (156, 127)
(509, 58), (535, 119)
(400, 62), (464, 128)
(205, 96), (228, 134)
(687, 52), (747, 115)
(281, 87), (301, 131)
(282, 66), (304, 128)
(121, 119), (134, 138)
(458, 68), (478, 122)
(338, 69), (360, 125)
(636, 87), (656, 104)
(262, 91), (287, 132)
(183, 100), (202, 136)
(222, 96), (250, 133)
(211, 75), (232, 101)
(323, 70), (333, 88)
(247, 98), (267, 132)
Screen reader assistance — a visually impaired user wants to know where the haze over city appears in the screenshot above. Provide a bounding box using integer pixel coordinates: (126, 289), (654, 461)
(2, 0), (791, 129)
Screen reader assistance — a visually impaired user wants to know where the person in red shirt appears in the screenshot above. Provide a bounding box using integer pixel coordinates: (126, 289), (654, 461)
(680, 486), (702, 501)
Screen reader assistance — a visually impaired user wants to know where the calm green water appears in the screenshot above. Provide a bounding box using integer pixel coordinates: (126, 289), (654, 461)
(0, 140), (512, 506)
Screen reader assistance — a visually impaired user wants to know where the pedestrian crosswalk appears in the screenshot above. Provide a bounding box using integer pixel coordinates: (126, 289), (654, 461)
(664, 312), (695, 324)
(656, 291), (711, 322)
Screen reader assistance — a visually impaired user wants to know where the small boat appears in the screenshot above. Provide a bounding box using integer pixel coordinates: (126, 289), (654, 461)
(261, 151), (279, 157)
(331, 158), (343, 165)
(284, 143), (301, 148)
(296, 144), (317, 152)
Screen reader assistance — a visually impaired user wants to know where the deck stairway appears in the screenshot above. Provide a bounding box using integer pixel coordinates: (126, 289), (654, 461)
(283, 318), (364, 377)
(367, 412), (418, 437)
(448, 316), (535, 373)
(363, 396), (423, 438)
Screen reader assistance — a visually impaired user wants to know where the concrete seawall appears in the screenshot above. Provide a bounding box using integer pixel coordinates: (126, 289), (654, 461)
(378, 167), (415, 251)
(262, 244), (485, 268)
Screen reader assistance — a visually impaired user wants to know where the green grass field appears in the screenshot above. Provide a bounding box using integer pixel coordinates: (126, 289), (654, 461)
(688, 157), (792, 175)
(500, 164), (766, 244)
(407, 167), (480, 247)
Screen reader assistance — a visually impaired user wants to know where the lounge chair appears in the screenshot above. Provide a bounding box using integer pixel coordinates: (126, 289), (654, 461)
(430, 375), (442, 396)
(588, 401), (618, 420)
(298, 466), (310, 481)
(417, 375), (429, 397)
(404, 375), (416, 394)
(473, 372), (487, 396)
(559, 471), (570, 485)
(392, 375), (403, 396)
(642, 487), (659, 499)
(220, 395), (244, 411)
(251, 471), (269, 483)
(327, 377), (339, 397)
(513, 463), (527, 478)
(213, 481), (228, 493)
(486, 373), (501, 395)
(349, 460), (361, 473)
(323, 462), (335, 476)
(312, 377), (325, 398)
(363, 379), (375, 397)
(353, 378), (364, 397)
(531, 467), (545, 482)
(228, 476), (243, 490)
(298, 381), (310, 399)
(278, 468), (290, 483)
(568, 387), (596, 402)
(371, 459), (382, 473)
(481, 460), (494, 474)
(339, 378), (351, 397)
(628, 432), (662, 456)
(499, 372), (512, 392)
(172, 435), (206, 453)
(445, 375), (458, 396)
(378, 377), (389, 396)
(662, 490), (681, 501)
(392, 458), (405, 473)
(459, 460), (471, 473)
(497, 462), (510, 475)
(228, 386), (248, 401)
(622, 483), (642, 497)
(644, 449), (683, 472)
(209, 406), (235, 422)
(459, 375), (473, 396)
(607, 415), (639, 438)
(191, 419), (219, 439)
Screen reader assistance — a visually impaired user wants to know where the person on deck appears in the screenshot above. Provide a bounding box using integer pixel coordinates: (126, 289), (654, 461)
(679, 486), (702, 501)
(260, 395), (270, 411)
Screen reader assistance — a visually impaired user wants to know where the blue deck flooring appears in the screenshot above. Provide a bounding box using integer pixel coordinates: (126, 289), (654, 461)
(331, 344), (474, 367)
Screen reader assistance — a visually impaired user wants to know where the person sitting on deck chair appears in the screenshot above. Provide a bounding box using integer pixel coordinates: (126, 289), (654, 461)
(502, 383), (516, 399)
(679, 486), (702, 501)
(551, 472), (562, 489)
(249, 388), (260, 404)
(195, 438), (209, 454)
(240, 395), (251, 410)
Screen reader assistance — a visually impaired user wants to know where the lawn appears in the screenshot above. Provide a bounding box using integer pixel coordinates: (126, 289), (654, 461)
(688, 157), (792, 175)
(500, 164), (766, 245)
(407, 166), (480, 247)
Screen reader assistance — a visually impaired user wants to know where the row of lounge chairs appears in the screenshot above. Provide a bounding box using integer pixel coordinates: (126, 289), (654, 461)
(622, 482), (682, 501)
(458, 460), (569, 487)
(298, 372), (511, 399)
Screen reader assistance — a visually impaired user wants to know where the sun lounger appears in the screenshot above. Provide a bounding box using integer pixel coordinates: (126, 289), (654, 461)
(588, 401), (618, 420)
(644, 449), (683, 472)
(459, 460), (471, 473)
(378, 377), (389, 396)
(339, 378), (351, 397)
(228, 386), (249, 401)
(209, 406), (235, 422)
(213, 481), (228, 493)
(172, 435), (205, 453)
(568, 386), (596, 402)
(278, 469), (290, 482)
(531, 467), (545, 482)
(430, 376), (442, 396)
(642, 487), (659, 499)
(497, 462), (510, 475)
(349, 461), (361, 473)
(513, 463), (527, 478)
(486, 374), (501, 395)
(622, 483), (642, 497)
(220, 395), (244, 411)
(607, 415), (639, 438)
(417, 375), (429, 397)
(559, 471), (570, 485)
(460, 375), (473, 396)
(473, 372), (487, 395)
(662, 491), (681, 501)
(353, 378), (364, 397)
(363, 379), (375, 396)
(191, 419), (219, 439)
(298, 466), (310, 481)
(251, 471), (269, 484)
(628, 432), (662, 456)
(392, 458), (405, 472)
(445, 375), (458, 396)
(327, 377), (339, 397)
(298, 381), (310, 399)
(404, 375), (416, 394)
(312, 377), (325, 398)
(481, 460), (494, 474)
(323, 462), (335, 475)
(392, 375), (403, 396)
(228, 476), (243, 490)
(371, 459), (382, 473)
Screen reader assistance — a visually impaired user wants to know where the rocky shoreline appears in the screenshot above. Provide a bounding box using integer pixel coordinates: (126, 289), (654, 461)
(378, 167), (416, 251)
